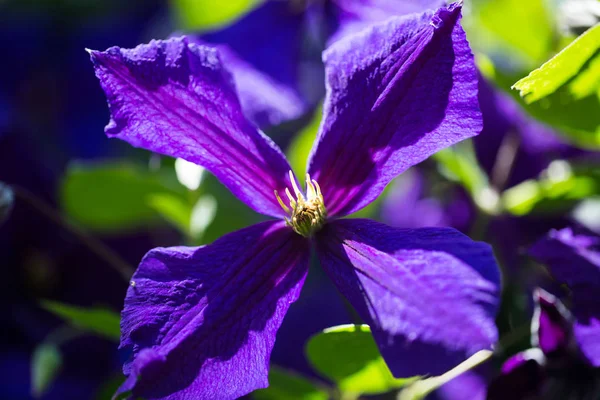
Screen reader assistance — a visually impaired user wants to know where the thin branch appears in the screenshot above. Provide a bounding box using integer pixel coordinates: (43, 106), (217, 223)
(490, 130), (521, 192)
(12, 185), (134, 281)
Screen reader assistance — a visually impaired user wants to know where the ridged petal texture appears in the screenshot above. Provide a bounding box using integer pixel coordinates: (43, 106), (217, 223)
(90, 37), (293, 218)
(308, 3), (482, 217)
(117, 221), (310, 399)
(315, 218), (500, 376)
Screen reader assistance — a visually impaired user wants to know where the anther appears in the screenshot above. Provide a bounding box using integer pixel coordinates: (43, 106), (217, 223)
(275, 171), (327, 237)
(274, 190), (290, 213)
(289, 171), (303, 199)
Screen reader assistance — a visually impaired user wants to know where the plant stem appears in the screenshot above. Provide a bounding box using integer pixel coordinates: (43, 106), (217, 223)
(12, 185), (134, 281)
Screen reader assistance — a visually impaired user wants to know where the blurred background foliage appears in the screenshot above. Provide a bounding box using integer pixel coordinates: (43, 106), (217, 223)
(0, 0), (599, 399)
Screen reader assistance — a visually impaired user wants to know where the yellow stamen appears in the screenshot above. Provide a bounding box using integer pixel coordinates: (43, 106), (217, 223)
(285, 188), (297, 209)
(312, 179), (322, 197)
(274, 190), (290, 214)
(289, 171), (304, 199)
(275, 171), (327, 237)
(306, 174), (316, 198)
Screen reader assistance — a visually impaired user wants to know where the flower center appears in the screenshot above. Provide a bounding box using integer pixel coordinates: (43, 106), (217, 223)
(275, 171), (327, 238)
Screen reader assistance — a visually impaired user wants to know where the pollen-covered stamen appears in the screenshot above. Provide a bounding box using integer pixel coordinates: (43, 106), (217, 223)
(274, 171), (327, 237)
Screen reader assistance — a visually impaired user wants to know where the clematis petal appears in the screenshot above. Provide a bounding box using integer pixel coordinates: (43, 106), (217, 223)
(307, 3), (481, 217)
(489, 290), (584, 400)
(487, 356), (543, 400)
(117, 221), (309, 400)
(89, 37), (293, 218)
(532, 289), (574, 356)
(530, 227), (600, 365)
(328, 0), (446, 44)
(315, 218), (500, 376)
(192, 1), (317, 128)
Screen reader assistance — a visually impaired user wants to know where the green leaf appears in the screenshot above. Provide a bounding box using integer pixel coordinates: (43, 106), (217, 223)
(61, 162), (183, 232)
(286, 106), (322, 180)
(147, 193), (192, 234)
(479, 54), (600, 150)
(31, 344), (62, 398)
(95, 374), (126, 400)
(497, 24), (600, 148)
(197, 173), (262, 245)
(433, 140), (500, 214)
(41, 301), (120, 341)
(434, 140), (488, 195)
(513, 24), (600, 103)
(518, 90), (600, 149)
(306, 324), (415, 395)
(148, 191), (218, 242)
(501, 161), (600, 216)
(171, 0), (258, 31)
(466, 0), (555, 67)
(253, 367), (328, 400)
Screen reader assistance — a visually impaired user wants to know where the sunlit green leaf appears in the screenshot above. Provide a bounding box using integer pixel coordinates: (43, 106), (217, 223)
(433, 140), (499, 214)
(513, 24), (600, 103)
(171, 0), (258, 31)
(253, 367), (329, 400)
(466, 0), (555, 67)
(147, 193), (192, 235)
(507, 24), (600, 147)
(31, 344), (62, 398)
(501, 161), (600, 215)
(61, 162), (183, 232)
(569, 54), (600, 100)
(41, 301), (120, 341)
(519, 90), (600, 149)
(434, 140), (488, 196)
(306, 324), (415, 395)
(479, 54), (600, 150)
(148, 170), (217, 241)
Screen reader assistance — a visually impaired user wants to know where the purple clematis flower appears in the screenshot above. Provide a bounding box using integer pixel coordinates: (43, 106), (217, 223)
(90, 3), (501, 399)
(488, 289), (600, 400)
(530, 226), (600, 367)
